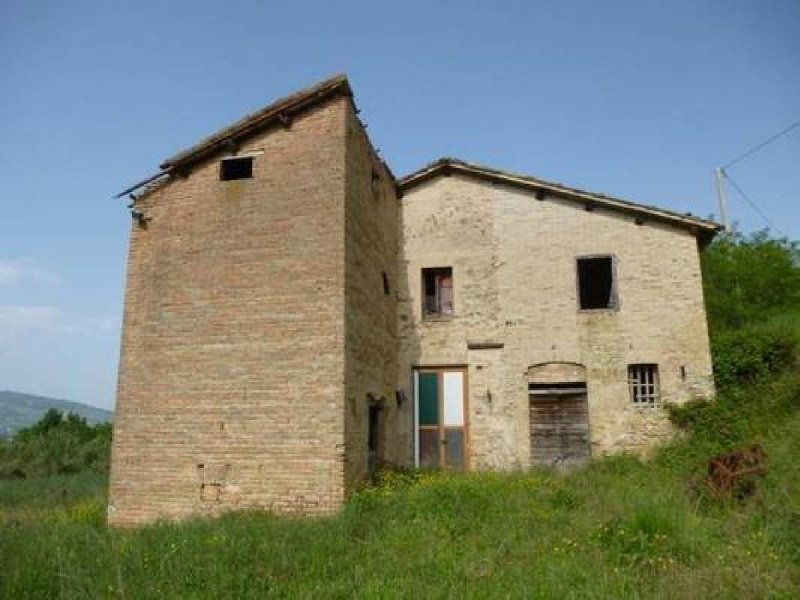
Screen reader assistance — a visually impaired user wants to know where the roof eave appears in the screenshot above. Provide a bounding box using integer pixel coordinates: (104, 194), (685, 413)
(114, 74), (355, 199)
(159, 74), (352, 171)
(400, 159), (721, 238)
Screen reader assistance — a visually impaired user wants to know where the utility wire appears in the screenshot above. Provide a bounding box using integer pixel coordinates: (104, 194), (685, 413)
(722, 118), (800, 170)
(724, 173), (786, 237)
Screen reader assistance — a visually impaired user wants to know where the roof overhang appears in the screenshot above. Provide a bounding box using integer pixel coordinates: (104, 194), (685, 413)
(400, 158), (722, 244)
(115, 74), (357, 199)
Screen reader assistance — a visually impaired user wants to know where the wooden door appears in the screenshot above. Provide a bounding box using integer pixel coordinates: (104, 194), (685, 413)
(415, 369), (467, 470)
(529, 391), (590, 467)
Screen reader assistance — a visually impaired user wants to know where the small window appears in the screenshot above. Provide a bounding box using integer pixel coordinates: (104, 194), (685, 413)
(422, 267), (453, 317)
(628, 364), (659, 406)
(220, 157), (253, 181)
(382, 272), (390, 296)
(577, 256), (616, 310)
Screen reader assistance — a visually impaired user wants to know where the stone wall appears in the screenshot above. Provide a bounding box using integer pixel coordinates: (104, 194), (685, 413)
(397, 174), (715, 469)
(109, 95), (351, 526)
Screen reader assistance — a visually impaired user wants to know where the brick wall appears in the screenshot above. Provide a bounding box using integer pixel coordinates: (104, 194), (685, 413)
(109, 95), (351, 526)
(110, 83), (716, 524)
(342, 108), (406, 487)
(397, 174), (715, 469)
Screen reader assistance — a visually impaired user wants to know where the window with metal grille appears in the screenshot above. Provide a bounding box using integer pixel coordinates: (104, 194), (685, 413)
(628, 364), (660, 406)
(422, 267), (453, 317)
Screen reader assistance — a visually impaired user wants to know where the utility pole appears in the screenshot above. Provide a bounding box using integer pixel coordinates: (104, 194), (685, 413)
(714, 167), (731, 233)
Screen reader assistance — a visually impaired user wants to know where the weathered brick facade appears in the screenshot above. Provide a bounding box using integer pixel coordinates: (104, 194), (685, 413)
(397, 163), (716, 470)
(110, 76), (718, 525)
(109, 79), (399, 525)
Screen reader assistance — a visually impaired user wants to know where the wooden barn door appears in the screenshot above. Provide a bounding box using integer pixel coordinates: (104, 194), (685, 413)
(529, 384), (590, 468)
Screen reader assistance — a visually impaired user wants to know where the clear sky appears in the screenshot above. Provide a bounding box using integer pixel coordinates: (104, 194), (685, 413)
(1, 1), (798, 410)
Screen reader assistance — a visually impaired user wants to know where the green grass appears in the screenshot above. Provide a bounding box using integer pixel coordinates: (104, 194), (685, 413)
(1, 376), (798, 598)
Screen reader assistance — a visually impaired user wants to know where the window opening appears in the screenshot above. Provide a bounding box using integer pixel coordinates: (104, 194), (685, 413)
(220, 157), (253, 181)
(628, 364), (660, 406)
(422, 267), (453, 317)
(577, 256), (616, 310)
(382, 272), (390, 296)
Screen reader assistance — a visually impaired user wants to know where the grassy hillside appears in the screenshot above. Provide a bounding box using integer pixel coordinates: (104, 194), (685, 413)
(0, 390), (112, 439)
(0, 231), (797, 598)
(0, 371), (798, 597)
(1, 323), (798, 598)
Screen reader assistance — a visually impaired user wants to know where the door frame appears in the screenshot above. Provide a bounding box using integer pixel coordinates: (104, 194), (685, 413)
(413, 365), (470, 470)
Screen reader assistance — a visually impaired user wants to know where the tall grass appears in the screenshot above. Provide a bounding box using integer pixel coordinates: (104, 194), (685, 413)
(1, 369), (798, 598)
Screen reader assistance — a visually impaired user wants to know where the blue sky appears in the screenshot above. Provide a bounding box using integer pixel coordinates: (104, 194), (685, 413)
(1, 1), (798, 410)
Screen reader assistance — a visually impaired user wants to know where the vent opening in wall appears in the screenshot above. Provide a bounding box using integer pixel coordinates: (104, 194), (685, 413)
(220, 157), (253, 181)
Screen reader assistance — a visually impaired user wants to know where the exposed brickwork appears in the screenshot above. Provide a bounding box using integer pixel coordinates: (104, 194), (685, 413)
(110, 77), (717, 525)
(110, 95), (352, 526)
(342, 110), (405, 485)
(397, 175), (715, 469)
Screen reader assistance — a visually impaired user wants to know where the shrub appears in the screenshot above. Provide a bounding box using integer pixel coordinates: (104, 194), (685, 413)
(710, 319), (798, 389)
(0, 410), (111, 479)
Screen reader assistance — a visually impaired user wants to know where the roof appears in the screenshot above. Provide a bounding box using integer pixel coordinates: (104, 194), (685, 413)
(400, 158), (721, 240)
(116, 74), (355, 198)
(160, 73), (352, 170)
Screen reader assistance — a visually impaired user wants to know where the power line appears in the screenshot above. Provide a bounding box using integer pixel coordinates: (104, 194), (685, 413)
(724, 173), (786, 237)
(722, 118), (800, 170)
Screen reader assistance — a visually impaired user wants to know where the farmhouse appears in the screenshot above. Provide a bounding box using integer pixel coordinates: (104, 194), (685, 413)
(108, 74), (719, 526)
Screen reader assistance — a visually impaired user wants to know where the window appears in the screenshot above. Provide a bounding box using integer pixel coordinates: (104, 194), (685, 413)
(628, 364), (659, 406)
(220, 157), (253, 181)
(422, 267), (453, 317)
(382, 272), (390, 296)
(577, 256), (616, 310)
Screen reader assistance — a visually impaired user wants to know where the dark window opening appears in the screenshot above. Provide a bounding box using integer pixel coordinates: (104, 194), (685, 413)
(382, 272), (390, 296)
(422, 267), (453, 317)
(220, 157), (253, 181)
(368, 405), (383, 452)
(368, 402), (384, 479)
(577, 256), (616, 310)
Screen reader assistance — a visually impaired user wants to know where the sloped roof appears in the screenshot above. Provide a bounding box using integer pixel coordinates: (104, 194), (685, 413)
(161, 73), (352, 170)
(116, 74), (355, 198)
(400, 158), (721, 239)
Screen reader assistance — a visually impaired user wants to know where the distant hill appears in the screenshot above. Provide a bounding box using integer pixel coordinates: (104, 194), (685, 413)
(0, 391), (113, 439)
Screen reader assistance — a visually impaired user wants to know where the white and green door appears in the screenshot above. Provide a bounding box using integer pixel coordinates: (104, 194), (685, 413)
(414, 368), (468, 470)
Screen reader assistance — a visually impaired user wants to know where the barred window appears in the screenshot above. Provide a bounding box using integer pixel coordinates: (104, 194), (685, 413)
(628, 364), (659, 406)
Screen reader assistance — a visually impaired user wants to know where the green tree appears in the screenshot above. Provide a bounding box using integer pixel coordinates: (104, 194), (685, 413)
(0, 409), (112, 479)
(702, 230), (800, 331)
